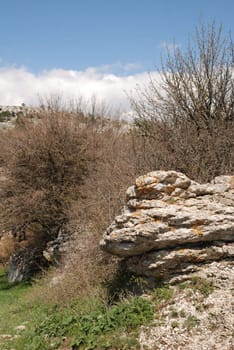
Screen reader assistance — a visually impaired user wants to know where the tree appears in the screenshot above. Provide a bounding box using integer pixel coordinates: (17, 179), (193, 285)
(131, 21), (234, 181)
(0, 111), (96, 249)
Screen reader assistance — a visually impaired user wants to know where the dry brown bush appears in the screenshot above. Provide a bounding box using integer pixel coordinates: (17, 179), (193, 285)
(0, 110), (98, 249)
(130, 117), (234, 182)
(13, 114), (139, 301)
(0, 234), (16, 266)
(71, 123), (144, 233)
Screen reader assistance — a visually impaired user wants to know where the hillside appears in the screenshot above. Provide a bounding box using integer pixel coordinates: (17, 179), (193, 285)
(0, 260), (233, 350)
(1, 21), (234, 350)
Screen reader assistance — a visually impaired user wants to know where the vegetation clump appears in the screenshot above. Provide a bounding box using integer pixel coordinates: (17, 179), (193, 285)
(177, 276), (214, 298)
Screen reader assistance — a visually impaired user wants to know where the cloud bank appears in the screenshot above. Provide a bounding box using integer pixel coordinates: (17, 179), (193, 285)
(0, 65), (160, 114)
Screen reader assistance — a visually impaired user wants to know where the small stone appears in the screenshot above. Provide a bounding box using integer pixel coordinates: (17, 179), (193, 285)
(0, 334), (13, 339)
(15, 325), (27, 331)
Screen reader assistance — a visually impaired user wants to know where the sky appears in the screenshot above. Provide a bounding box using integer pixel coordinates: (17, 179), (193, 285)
(0, 0), (234, 111)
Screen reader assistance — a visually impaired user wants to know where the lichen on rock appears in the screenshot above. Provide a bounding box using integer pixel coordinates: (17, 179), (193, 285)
(100, 171), (234, 279)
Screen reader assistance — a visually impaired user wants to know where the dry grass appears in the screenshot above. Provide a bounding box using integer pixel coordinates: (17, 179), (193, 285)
(27, 230), (118, 305)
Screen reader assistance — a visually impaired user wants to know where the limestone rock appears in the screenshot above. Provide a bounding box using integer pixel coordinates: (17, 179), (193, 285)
(126, 242), (234, 279)
(100, 171), (234, 278)
(43, 229), (70, 265)
(7, 247), (48, 283)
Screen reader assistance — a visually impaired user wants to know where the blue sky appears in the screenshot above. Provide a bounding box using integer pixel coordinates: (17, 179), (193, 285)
(0, 0), (233, 107)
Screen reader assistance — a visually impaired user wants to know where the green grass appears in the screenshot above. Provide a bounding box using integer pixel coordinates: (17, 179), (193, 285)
(9, 296), (153, 350)
(0, 268), (32, 332)
(0, 268), (154, 350)
(0, 268), (49, 350)
(177, 276), (214, 297)
(0, 268), (213, 350)
(152, 284), (174, 305)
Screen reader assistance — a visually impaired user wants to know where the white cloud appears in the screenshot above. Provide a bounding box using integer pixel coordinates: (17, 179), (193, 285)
(160, 42), (181, 51)
(0, 65), (160, 115)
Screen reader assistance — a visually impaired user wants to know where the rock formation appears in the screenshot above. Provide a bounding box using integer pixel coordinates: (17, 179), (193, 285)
(42, 228), (71, 266)
(5, 227), (71, 283)
(100, 171), (234, 279)
(7, 247), (48, 283)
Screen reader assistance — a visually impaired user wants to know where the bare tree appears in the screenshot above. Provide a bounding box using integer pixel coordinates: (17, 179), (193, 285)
(130, 21), (234, 181)
(132, 21), (234, 133)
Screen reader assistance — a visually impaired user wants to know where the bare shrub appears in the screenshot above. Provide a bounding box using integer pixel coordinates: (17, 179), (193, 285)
(130, 117), (234, 182)
(0, 234), (16, 266)
(69, 120), (147, 237)
(0, 110), (97, 248)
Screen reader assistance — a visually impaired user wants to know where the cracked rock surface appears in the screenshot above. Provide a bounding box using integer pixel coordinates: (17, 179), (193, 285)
(100, 170), (234, 279)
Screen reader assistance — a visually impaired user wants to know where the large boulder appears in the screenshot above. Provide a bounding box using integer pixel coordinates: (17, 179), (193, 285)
(100, 171), (234, 279)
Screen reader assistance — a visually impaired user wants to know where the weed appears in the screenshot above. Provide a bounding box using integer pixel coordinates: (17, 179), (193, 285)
(35, 313), (78, 338)
(71, 297), (153, 349)
(106, 268), (149, 302)
(171, 320), (179, 328)
(177, 281), (189, 291)
(179, 309), (186, 318)
(176, 277), (214, 298)
(152, 284), (174, 306)
(183, 314), (200, 330)
(190, 277), (214, 297)
(170, 309), (179, 318)
(8, 295), (153, 350)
